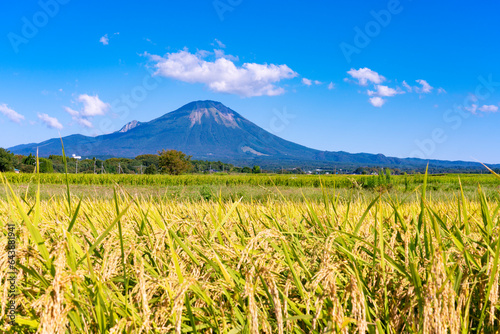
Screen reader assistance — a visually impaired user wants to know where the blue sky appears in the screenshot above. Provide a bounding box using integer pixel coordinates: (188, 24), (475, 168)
(1, 0), (500, 163)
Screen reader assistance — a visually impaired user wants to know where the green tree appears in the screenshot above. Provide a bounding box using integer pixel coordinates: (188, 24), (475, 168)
(0, 148), (14, 172)
(158, 150), (192, 175)
(135, 154), (160, 167)
(385, 168), (392, 184)
(241, 167), (252, 173)
(20, 165), (35, 173)
(38, 158), (54, 173)
(252, 165), (261, 174)
(144, 164), (157, 175)
(23, 153), (36, 166)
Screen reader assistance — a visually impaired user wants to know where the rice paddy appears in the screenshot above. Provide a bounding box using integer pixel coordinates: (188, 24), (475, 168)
(1, 168), (500, 333)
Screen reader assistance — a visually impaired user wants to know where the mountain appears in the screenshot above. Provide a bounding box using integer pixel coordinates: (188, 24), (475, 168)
(8, 100), (499, 171)
(118, 120), (142, 133)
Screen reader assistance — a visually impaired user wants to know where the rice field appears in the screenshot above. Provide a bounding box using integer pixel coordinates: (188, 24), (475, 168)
(3, 171), (500, 189)
(1, 169), (500, 333)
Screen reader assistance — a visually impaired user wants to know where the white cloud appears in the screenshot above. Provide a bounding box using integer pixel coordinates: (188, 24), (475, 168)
(63, 94), (108, 128)
(196, 49), (212, 58)
(347, 68), (385, 86)
(478, 105), (499, 113)
(214, 49), (239, 62)
(76, 117), (93, 128)
(328, 82), (335, 90)
(369, 97), (386, 107)
(0, 103), (25, 123)
(78, 94), (110, 116)
(464, 104), (478, 114)
(99, 34), (109, 45)
(64, 106), (79, 116)
(214, 39), (226, 48)
(367, 85), (401, 97)
(402, 80), (412, 93)
(302, 78), (322, 86)
(437, 87), (447, 94)
(415, 79), (433, 93)
(99, 32), (119, 46)
(147, 50), (298, 97)
(302, 78), (312, 86)
(38, 113), (63, 130)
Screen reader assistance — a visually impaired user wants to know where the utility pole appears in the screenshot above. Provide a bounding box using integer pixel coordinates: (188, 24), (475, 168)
(118, 163), (122, 174)
(93, 158), (96, 174)
(72, 154), (81, 174)
(133, 165), (145, 174)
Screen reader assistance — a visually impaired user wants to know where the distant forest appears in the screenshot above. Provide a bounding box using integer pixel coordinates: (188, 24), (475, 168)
(1, 148), (498, 175)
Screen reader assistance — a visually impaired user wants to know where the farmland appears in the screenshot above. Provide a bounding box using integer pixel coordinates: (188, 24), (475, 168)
(1, 171), (500, 333)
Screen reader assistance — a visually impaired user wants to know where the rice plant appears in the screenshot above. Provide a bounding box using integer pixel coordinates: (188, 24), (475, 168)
(1, 166), (500, 333)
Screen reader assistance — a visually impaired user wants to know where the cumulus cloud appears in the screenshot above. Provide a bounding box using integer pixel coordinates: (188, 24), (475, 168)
(367, 85), (402, 97)
(369, 97), (385, 107)
(78, 94), (110, 116)
(0, 103), (25, 123)
(347, 68), (385, 86)
(213, 49), (239, 62)
(64, 106), (79, 117)
(38, 113), (63, 130)
(328, 82), (335, 90)
(99, 34), (109, 45)
(64, 106), (93, 128)
(146, 50), (297, 97)
(415, 79), (433, 94)
(478, 105), (499, 113)
(63, 94), (109, 128)
(302, 78), (312, 86)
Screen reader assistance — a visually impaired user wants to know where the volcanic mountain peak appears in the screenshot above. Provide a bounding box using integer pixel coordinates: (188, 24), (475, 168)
(188, 107), (239, 128)
(175, 100), (240, 128)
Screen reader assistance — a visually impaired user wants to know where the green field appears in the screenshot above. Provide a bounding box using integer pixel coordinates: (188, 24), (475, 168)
(1, 171), (500, 332)
(3, 172), (500, 188)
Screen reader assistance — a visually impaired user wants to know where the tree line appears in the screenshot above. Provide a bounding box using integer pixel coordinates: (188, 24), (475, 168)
(0, 148), (262, 175)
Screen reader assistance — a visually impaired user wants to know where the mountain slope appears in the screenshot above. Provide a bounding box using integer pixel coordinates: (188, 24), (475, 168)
(8, 100), (499, 170)
(10, 101), (320, 159)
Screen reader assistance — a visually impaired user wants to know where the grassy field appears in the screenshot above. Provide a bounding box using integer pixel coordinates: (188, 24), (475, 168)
(2, 172), (499, 204)
(3, 172), (500, 189)
(1, 170), (500, 333)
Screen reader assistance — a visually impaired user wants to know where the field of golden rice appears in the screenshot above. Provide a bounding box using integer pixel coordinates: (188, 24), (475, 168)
(1, 171), (500, 333)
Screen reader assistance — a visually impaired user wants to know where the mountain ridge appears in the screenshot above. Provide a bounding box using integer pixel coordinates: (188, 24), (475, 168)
(8, 100), (500, 171)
